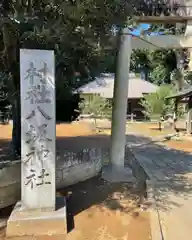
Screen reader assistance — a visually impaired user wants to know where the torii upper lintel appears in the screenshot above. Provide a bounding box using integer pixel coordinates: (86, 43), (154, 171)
(131, 34), (192, 49)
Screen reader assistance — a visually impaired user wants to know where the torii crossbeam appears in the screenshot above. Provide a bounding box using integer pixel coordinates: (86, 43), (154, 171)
(131, 34), (192, 49)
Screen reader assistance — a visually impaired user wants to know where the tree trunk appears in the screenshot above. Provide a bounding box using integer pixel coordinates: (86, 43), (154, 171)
(11, 94), (21, 157)
(2, 21), (21, 157)
(175, 50), (185, 91)
(158, 121), (162, 131)
(94, 117), (97, 131)
(173, 100), (178, 132)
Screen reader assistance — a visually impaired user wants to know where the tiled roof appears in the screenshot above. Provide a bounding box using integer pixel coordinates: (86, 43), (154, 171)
(167, 85), (192, 99)
(76, 73), (158, 99)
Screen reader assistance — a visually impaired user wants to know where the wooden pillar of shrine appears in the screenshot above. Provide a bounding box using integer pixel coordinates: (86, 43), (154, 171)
(186, 96), (192, 134)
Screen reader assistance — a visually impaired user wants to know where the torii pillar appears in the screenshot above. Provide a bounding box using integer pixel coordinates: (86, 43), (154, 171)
(102, 29), (134, 182)
(185, 19), (192, 134)
(110, 30), (131, 169)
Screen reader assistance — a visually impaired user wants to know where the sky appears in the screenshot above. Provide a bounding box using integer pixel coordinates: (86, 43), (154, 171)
(130, 23), (150, 36)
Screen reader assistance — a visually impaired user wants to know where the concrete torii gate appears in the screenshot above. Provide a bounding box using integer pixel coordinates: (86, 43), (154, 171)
(103, 18), (192, 182)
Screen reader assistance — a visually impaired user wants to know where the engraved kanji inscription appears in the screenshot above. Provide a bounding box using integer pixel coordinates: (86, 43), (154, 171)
(21, 49), (55, 208)
(25, 169), (36, 189)
(36, 84), (51, 104)
(24, 61), (52, 104)
(25, 84), (51, 104)
(25, 168), (51, 189)
(36, 169), (51, 186)
(24, 147), (36, 165)
(26, 124), (52, 145)
(36, 145), (50, 160)
(38, 124), (52, 142)
(26, 125), (36, 144)
(25, 107), (52, 120)
(37, 106), (52, 120)
(26, 110), (35, 120)
(25, 62), (39, 86)
(24, 145), (50, 166)
(38, 62), (52, 84)
(25, 85), (38, 104)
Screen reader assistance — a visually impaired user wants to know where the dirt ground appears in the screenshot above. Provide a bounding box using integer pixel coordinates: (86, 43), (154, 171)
(0, 177), (151, 240)
(0, 122), (97, 161)
(1, 121), (192, 239)
(64, 178), (151, 240)
(127, 122), (175, 137)
(96, 121), (192, 153)
(0, 123), (151, 240)
(126, 122), (192, 152)
(0, 122), (95, 140)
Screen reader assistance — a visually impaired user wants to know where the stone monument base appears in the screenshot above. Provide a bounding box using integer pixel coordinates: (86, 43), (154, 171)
(6, 197), (67, 239)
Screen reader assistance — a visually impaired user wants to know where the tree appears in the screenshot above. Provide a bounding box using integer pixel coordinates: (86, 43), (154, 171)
(133, 9), (187, 86)
(0, 72), (11, 123)
(79, 95), (112, 128)
(0, 0), (132, 157)
(140, 85), (176, 129)
(130, 49), (151, 80)
(0, 0), (185, 157)
(131, 47), (178, 84)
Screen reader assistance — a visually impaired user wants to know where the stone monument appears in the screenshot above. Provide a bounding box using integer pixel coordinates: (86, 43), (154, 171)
(6, 49), (66, 238)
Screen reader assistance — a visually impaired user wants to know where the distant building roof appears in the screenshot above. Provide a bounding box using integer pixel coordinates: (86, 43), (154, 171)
(167, 85), (192, 100)
(76, 73), (158, 99)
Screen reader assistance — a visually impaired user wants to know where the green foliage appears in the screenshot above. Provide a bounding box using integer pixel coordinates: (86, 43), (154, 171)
(0, 72), (11, 122)
(0, 1), (138, 126)
(170, 69), (183, 82)
(184, 71), (192, 85)
(130, 48), (177, 84)
(130, 49), (150, 75)
(170, 68), (184, 90)
(131, 21), (186, 85)
(0, 0), (185, 153)
(140, 85), (176, 120)
(149, 65), (169, 85)
(0, 72), (10, 108)
(79, 95), (112, 124)
(0, 1), (185, 97)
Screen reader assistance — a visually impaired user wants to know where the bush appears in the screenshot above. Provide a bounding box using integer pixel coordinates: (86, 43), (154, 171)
(79, 94), (112, 126)
(140, 85), (176, 121)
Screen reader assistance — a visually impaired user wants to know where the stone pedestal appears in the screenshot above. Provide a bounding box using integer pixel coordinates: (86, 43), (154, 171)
(102, 165), (136, 183)
(6, 197), (67, 239)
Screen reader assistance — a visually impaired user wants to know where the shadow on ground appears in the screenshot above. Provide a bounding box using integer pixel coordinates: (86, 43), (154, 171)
(124, 134), (192, 212)
(56, 134), (192, 216)
(0, 134), (143, 237)
(1, 133), (192, 222)
(56, 134), (143, 233)
(62, 176), (141, 233)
